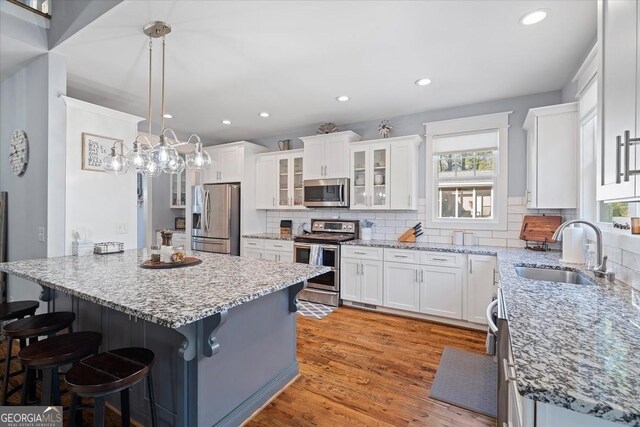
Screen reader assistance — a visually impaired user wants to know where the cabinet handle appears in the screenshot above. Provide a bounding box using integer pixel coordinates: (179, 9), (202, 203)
(360, 263), (364, 275)
(272, 197), (275, 207)
(616, 135), (622, 184)
(469, 259), (473, 274)
(526, 190), (531, 203)
(623, 130), (640, 180)
(356, 263), (360, 275)
(394, 255), (409, 258)
(420, 270), (424, 283)
(493, 268), (498, 286)
(353, 251), (367, 255)
(432, 257), (448, 262)
(408, 194), (412, 207)
(415, 269), (419, 282)
(274, 244), (283, 248)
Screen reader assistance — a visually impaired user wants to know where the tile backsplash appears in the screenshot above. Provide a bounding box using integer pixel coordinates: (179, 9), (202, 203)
(265, 196), (576, 248)
(601, 232), (640, 291)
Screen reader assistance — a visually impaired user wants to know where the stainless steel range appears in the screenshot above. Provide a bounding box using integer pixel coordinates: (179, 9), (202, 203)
(294, 219), (359, 307)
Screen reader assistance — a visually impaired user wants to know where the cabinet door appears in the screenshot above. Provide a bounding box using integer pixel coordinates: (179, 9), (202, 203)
(370, 145), (390, 209)
(262, 250), (279, 262)
(351, 148), (369, 209)
(255, 156), (277, 209)
(361, 260), (383, 305)
(526, 128), (538, 208)
(324, 138), (349, 178)
(597, 0), (637, 200)
(276, 250), (293, 263)
(466, 255), (497, 324)
(303, 140), (325, 180)
(420, 266), (462, 319)
(170, 173), (179, 207)
(244, 248), (263, 259)
(202, 148), (220, 183)
(340, 258), (361, 302)
(277, 156), (291, 209)
(219, 147), (243, 182)
(390, 142), (416, 210)
(291, 155), (305, 208)
(383, 262), (420, 311)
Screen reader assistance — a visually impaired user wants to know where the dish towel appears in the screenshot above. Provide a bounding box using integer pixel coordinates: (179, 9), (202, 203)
(308, 245), (323, 266)
(485, 301), (497, 356)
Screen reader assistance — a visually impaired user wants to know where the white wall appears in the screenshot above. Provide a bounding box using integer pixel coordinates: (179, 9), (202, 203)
(63, 97), (142, 255)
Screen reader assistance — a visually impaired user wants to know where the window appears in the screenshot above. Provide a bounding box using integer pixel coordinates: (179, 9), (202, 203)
(425, 112), (510, 230)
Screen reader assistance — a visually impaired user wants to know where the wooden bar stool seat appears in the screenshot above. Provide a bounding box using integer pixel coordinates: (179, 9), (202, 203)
(0, 300), (39, 321)
(18, 331), (102, 406)
(66, 348), (157, 427)
(2, 311), (75, 405)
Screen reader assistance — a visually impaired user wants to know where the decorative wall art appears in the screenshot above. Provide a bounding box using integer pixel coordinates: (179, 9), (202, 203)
(378, 120), (393, 138)
(9, 129), (29, 176)
(82, 133), (118, 171)
(316, 122), (338, 134)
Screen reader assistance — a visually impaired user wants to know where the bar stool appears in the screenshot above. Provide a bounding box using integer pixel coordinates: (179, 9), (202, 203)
(2, 311), (75, 405)
(18, 331), (102, 406)
(66, 347), (157, 427)
(0, 301), (39, 383)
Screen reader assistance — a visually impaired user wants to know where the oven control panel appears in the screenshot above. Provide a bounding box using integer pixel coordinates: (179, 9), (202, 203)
(311, 220), (357, 233)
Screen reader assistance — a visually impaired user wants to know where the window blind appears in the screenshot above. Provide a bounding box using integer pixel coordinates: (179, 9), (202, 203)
(432, 130), (499, 154)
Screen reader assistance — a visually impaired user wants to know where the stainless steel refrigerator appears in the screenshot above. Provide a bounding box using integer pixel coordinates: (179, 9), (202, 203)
(192, 184), (240, 255)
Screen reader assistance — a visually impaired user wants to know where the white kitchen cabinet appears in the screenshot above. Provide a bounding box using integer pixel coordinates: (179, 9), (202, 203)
(241, 238), (293, 262)
(341, 259), (362, 302)
(244, 248), (263, 259)
(300, 131), (361, 180)
(340, 255), (383, 305)
(466, 255), (497, 324)
(383, 262), (420, 311)
(389, 136), (421, 210)
(350, 143), (390, 210)
(420, 265), (463, 319)
(277, 152), (305, 209)
(255, 155), (277, 209)
(203, 144), (244, 183)
(597, 0), (639, 201)
(523, 103), (579, 209)
(170, 170), (187, 208)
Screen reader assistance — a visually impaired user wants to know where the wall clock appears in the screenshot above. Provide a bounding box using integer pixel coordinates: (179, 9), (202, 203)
(9, 129), (29, 176)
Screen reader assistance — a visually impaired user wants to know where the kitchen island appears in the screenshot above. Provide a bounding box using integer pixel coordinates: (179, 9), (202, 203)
(0, 249), (329, 426)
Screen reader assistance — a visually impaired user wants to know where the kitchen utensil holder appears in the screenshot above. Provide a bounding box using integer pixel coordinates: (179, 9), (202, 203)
(93, 242), (124, 254)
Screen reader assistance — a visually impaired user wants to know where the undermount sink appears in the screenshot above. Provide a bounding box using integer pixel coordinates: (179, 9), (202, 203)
(515, 266), (595, 285)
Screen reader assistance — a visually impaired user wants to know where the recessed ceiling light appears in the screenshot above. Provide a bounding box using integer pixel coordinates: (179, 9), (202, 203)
(336, 95), (350, 102)
(163, 113), (173, 118)
(520, 9), (548, 25)
(259, 112), (270, 118)
(221, 120), (231, 125)
(415, 78), (432, 86)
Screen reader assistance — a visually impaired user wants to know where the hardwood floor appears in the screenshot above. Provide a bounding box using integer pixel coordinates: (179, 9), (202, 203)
(1, 307), (494, 426)
(247, 307), (495, 427)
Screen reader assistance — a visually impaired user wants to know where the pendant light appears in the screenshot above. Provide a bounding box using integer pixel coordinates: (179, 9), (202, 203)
(103, 21), (208, 176)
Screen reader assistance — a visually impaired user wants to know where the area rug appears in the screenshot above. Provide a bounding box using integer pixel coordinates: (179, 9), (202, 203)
(429, 347), (497, 418)
(297, 300), (337, 319)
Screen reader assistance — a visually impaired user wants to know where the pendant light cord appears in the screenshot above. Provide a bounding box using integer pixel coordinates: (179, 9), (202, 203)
(161, 34), (166, 131)
(148, 37), (153, 139)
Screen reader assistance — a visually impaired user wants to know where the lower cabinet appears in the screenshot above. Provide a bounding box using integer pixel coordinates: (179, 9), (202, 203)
(383, 262), (420, 311)
(420, 265), (463, 319)
(465, 255), (497, 324)
(341, 258), (383, 305)
(241, 238), (293, 262)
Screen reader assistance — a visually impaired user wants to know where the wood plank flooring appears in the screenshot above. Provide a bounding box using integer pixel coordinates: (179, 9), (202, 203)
(247, 307), (495, 427)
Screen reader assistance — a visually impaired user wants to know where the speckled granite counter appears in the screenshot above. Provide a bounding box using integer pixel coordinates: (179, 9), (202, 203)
(346, 239), (640, 425)
(242, 233), (297, 241)
(0, 249), (329, 328)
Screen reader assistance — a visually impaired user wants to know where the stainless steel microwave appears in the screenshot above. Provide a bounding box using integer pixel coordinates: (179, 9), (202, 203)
(303, 178), (349, 207)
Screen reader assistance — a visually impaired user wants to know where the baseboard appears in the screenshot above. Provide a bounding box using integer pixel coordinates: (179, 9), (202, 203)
(215, 361), (299, 427)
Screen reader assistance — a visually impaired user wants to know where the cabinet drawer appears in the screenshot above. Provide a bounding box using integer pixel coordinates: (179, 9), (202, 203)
(342, 246), (383, 260)
(420, 252), (463, 267)
(264, 240), (293, 252)
(384, 248), (421, 264)
(243, 238), (265, 249)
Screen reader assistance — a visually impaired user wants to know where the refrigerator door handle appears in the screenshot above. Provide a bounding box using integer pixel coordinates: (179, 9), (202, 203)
(204, 190), (211, 232)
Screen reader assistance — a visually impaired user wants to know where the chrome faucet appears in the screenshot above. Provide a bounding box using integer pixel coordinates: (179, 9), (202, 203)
(552, 219), (608, 278)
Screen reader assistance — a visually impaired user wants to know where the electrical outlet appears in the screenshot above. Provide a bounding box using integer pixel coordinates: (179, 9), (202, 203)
(37, 226), (45, 242)
(115, 222), (128, 234)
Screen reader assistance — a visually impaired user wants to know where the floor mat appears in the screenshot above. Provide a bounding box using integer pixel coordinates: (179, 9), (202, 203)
(297, 300), (337, 319)
(429, 346), (497, 418)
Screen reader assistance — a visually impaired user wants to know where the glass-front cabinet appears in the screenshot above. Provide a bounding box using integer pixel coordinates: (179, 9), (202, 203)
(277, 152), (305, 209)
(350, 143), (390, 209)
(170, 169), (187, 208)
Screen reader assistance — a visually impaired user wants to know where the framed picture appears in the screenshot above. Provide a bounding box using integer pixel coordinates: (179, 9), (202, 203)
(175, 217), (186, 231)
(82, 133), (118, 171)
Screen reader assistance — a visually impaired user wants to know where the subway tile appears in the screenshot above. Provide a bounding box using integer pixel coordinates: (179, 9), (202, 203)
(508, 214), (524, 222)
(507, 205), (529, 214)
(622, 250), (640, 271)
(508, 222), (522, 231)
(385, 220), (406, 227)
(508, 196), (524, 206)
(492, 230), (520, 239)
(507, 239), (527, 248)
(478, 237), (507, 247)
(428, 235), (452, 244)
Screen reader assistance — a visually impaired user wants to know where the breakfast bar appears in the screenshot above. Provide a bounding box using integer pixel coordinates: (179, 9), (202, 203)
(0, 250), (329, 426)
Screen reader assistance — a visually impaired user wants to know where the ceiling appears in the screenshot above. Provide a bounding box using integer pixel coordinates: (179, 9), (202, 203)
(53, 0), (596, 144)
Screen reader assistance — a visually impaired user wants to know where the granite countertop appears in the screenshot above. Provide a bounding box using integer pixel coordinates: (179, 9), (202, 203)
(0, 250), (329, 329)
(242, 233), (297, 241)
(346, 239), (640, 425)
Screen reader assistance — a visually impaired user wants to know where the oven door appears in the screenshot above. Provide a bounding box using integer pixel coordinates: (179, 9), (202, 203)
(303, 179), (349, 207)
(293, 243), (340, 291)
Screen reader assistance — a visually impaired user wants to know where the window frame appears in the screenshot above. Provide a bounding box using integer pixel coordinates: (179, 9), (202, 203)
(424, 112), (511, 231)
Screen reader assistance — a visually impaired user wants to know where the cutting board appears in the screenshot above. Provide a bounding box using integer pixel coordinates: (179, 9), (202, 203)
(519, 215), (562, 243)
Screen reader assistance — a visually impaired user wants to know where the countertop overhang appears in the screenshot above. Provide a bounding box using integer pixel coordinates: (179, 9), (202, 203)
(0, 249), (330, 329)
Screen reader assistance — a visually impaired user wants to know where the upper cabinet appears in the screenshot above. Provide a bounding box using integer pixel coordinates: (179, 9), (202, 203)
(597, 0), (640, 201)
(350, 135), (422, 211)
(255, 149), (305, 210)
(524, 103), (579, 209)
(301, 131), (361, 180)
(170, 170), (187, 208)
(203, 143), (245, 183)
